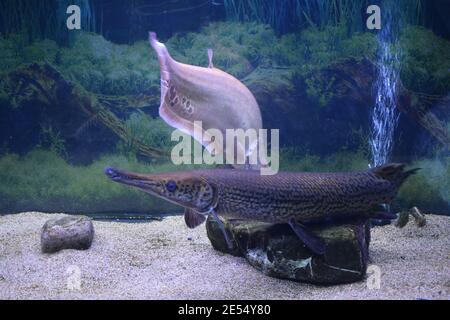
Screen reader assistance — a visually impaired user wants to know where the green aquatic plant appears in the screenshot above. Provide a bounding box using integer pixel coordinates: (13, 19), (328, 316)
(0, 20), (445, 105)
(37, 125), (67, 159)
(0, 32), (161, 95)
(398, 157), (450, 212)
(399, 26), (450, 94)
(167, 22), (278, 78)
(304, 75), (335, 107)
(324, 151), (368, 172)
(58, 33), (160, 95)
(166, 21), (378, 80)
(223, 0), (368, 35)
(0, 0), (94, 44)
(0, 149), (210, 214)
(287, 25), (377, 106)
(223, 0), (425, 35)
(0, 0), (58, 43)
(298, 24), (377, 72)
(279, 149), (368, 172)
(117, 112), (174, 159)
(279, 147), (321, 172)
(0, 149), (447, 214)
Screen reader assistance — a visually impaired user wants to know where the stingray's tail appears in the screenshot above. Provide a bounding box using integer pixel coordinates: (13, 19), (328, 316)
(149, 32), (173, 87)
(372, 163), (420, 188)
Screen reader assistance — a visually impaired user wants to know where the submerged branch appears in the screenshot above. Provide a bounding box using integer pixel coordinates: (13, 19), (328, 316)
(0, 62), (168, 159)
(311, 58), (450, 147)
(96, 93), (160, 110)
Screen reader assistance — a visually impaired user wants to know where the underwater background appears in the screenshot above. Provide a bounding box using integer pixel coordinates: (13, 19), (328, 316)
(0, 0), (449, 217)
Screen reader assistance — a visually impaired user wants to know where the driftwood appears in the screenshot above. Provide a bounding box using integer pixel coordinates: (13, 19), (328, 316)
(1, 59), (448, 159)
(398, 88), (450, 146)
(314, 58), (450, 147)
(244, 58), (449, 150)
(96, 93), (159, 110)
(1, 62), (168, 159)
(395, 206), (427, 228)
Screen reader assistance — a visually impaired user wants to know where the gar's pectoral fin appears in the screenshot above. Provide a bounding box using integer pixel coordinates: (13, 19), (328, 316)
(370, 211), (398, 220)
(288, 219), (326, 255)
(184, 208), (207, 229)
(184, 207), (233, 250)
(369, 204), (398, 220)
(211, 209), (234, 250)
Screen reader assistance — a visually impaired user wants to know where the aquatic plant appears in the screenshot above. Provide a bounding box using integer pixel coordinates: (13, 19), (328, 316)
(279, 149), (368, 172)
(399, 26), (450, 94)
(0, 32), (161, 95)
(1, 20), (445, 97)
(0, 148), (447, 214)
(223, 0), (366, 35)
(0, 149), (209, 214)
(0, 0), (95, 44)
(0, 0), (58, 42)
(398, 157), (450, 212)
(223, 0), (425, 35)
(166, 21), (379, 82)
(58, 33), (160, 95)
(37, 125), (68, 159)
(167, 21), (278, 77)
(117, 112), (174, 159)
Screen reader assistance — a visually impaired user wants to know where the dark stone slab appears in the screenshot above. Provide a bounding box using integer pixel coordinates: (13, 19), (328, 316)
(206, 216), (370, 285)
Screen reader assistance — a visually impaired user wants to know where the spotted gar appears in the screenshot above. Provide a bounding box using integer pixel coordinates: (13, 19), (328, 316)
(104, 163), (418, 254)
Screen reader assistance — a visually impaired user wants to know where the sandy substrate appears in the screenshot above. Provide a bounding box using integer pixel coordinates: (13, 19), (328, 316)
(0, 212), (449, 300)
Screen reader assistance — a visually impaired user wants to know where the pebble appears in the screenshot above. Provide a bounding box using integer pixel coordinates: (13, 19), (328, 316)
(41, 216), (94, 253)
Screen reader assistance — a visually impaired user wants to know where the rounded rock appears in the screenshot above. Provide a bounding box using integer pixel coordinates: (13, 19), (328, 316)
(41, 216), (94, 253)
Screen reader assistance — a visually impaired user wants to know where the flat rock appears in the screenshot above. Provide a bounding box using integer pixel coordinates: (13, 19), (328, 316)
(206, 216), (370, 285)
(41, 216), (94, 253)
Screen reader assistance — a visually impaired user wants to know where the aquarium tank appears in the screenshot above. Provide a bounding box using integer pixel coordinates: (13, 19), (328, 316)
(0, 0), (449, 301)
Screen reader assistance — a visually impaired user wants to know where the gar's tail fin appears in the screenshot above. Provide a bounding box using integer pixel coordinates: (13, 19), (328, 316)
(372, 163), (420, 187)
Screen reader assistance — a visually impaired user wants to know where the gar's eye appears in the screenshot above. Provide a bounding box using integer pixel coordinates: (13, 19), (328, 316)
(166, 180), (177, 192)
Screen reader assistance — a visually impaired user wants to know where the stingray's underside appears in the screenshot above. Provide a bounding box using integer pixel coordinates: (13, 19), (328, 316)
(149, 32), (265, 167)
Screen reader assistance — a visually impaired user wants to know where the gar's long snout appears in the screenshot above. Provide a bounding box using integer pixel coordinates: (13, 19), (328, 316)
(104, 166), (162, 191)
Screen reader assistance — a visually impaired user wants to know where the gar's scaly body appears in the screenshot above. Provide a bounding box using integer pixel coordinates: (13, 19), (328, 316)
(105, 163), (418, 253)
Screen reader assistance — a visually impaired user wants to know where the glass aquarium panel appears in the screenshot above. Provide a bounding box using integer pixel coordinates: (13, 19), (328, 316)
(1, 0), (448, 216)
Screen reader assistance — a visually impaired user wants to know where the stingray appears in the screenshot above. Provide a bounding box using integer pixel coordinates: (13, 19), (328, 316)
(149, 32), (265, 167)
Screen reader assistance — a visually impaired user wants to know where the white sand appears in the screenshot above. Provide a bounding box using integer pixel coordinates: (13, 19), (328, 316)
(0, 212), (449, 300)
